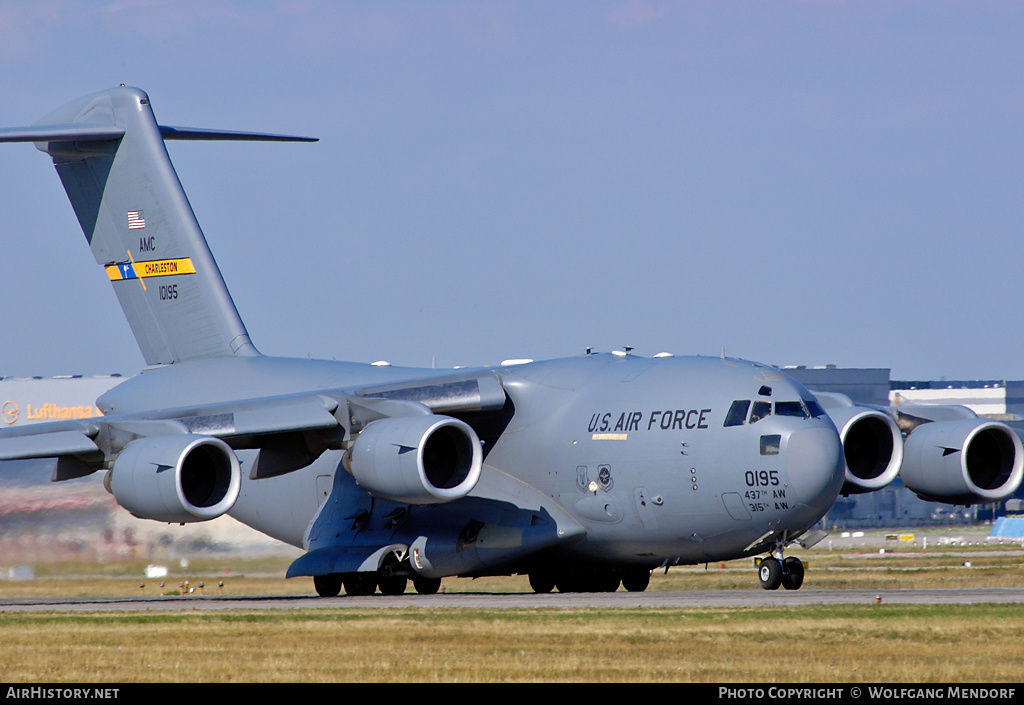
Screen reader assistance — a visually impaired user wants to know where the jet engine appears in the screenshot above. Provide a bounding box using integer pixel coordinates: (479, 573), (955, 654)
(826, 405), (903, 495)
(106, 434), (241, 523)
(900, 419), (1024, 505)
(344, 415), (483, 504)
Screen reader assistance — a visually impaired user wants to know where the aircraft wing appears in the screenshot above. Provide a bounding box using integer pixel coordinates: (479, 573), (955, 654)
(0, 368), (507, 480)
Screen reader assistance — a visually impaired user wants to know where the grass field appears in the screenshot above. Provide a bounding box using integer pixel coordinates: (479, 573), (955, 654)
(1, 528), (1022, 682)
(2, 604), (1023, 683)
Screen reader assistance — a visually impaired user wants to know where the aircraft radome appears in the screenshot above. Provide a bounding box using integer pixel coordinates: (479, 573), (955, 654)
(1, 87), (1021, 595)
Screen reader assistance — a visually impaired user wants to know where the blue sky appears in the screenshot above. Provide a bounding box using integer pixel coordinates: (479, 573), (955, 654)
(2, 1), (1023, 381)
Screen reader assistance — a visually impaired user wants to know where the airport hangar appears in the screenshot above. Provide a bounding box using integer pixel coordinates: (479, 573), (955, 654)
(3, 366), (1024, 530)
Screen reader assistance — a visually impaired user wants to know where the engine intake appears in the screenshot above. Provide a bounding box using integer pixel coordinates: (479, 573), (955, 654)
(900, 419), (1024, 504)
(826, 406), (903, 494)
(107, 434), (241, 523)
(345, 415), (482, 504)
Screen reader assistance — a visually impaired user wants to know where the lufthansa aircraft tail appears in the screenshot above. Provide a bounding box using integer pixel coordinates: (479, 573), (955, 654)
(0, 87), (316, 366)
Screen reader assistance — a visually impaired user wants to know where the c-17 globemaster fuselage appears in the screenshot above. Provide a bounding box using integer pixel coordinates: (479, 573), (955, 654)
(91, 350), (844, 593)
(1, 87), (1019, 596)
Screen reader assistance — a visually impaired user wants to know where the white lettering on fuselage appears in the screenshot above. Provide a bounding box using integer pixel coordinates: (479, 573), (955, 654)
(587, 409), (711, 434)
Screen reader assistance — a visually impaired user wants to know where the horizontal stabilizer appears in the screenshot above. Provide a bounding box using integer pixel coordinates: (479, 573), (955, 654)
(0, 124), (314, 144)
(159, 125), (317, 142)
(0, 124), (125, 143)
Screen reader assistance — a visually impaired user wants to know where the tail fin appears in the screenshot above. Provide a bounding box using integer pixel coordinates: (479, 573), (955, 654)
(0, 87), (316, 366)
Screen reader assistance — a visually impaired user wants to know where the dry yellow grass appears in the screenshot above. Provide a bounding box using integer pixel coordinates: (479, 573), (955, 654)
(1, 531), (1022, 682)
(1, 605), (1022, 682)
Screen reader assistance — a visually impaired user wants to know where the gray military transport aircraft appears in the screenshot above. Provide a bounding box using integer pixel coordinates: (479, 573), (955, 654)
(2, 87), (1022, 595)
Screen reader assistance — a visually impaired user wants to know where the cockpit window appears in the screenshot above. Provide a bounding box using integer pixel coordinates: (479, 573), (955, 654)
(726, 397), (822, 426)
(775, 401), (808, 418)
(804, 398), (826, 418)
(724, 400), (751, 427)
(749, 401), (772, 424)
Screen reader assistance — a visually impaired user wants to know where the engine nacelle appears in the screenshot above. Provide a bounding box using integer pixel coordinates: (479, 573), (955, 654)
(826, 405), (903, 495)
(107, 434), (241, 523)
(900, 419), (1024, 505)
(345, 415), (482, 504)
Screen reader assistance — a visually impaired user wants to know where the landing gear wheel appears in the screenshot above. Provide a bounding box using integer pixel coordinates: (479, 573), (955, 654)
(313, 573), (341, 597)
(621, 569), (651, 593)
(781, 557), (804, 590)
(412, 576), (442, 595)
(757, 556), (783, 590)
(378, 575), (408, 596)
(342, 573), (377, 596)
(529, 572), (555, 594)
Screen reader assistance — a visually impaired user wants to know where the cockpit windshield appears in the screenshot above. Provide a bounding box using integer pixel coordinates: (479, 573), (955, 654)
(775, 401), (807, 418)
(723, 395), (826, 426)
(804, 397), (826, 418)
(750, 401), (772, 423)
(723, 400), (751, 427)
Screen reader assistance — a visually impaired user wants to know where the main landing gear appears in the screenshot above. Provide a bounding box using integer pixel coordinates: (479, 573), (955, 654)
(756, 554), (804, 590)
(312, 571), (442, 597)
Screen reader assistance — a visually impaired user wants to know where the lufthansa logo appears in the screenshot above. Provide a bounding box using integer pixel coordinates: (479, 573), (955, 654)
(2, 401), (19, 425)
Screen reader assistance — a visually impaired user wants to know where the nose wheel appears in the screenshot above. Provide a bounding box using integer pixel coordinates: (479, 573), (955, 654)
(757, 555), (804, 590)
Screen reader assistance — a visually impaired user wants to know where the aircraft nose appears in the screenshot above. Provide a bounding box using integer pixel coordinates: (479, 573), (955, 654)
(785, 425), (845, 520)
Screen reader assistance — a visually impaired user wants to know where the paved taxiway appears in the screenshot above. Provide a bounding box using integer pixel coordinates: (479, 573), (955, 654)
(2, 588), (1023, 612)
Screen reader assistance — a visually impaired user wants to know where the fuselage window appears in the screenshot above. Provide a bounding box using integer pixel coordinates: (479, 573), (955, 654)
(749, 401), (772, 424)
(724, 400), (751, 427)
(760, 434), (781, 456)
(775, 401), (808, 418)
